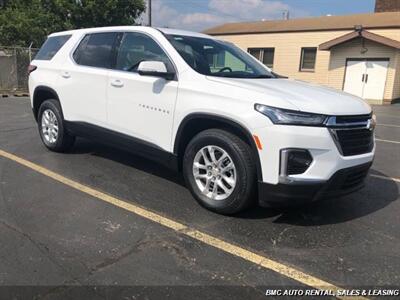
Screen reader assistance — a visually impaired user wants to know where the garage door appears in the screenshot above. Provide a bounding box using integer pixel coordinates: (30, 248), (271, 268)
(343, 59), (389, 101)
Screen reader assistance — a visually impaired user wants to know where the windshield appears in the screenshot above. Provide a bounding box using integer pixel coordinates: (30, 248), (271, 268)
(165, 34), (275, 79)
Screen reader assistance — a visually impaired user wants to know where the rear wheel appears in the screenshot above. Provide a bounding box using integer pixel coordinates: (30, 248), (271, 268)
(38, 99), (75, 152)
(183, 129), (256, 214)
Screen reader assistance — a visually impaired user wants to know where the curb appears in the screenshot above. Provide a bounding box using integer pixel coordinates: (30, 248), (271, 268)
(1, 93), (29, 98)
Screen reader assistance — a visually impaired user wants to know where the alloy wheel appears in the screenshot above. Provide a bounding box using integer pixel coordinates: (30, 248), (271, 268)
(192, 145), (237, 200)
(41, 109), (59, 144)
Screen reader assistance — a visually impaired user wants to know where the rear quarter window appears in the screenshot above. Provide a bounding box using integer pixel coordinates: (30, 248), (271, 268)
(35, 35), (71, 60)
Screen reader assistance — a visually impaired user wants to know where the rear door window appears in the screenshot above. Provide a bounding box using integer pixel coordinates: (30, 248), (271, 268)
(73, 32), (118, 69)
(35, 35), (71, 60)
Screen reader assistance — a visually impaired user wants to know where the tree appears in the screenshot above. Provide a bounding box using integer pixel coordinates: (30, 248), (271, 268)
(0, 0), (146, 47)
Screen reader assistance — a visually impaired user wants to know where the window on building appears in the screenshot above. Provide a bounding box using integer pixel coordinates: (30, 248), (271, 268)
(248, 48), (275, 69)
(248, 48), (261, 60)
(300, 47), (317, 71)
(206, 51), (226, 71)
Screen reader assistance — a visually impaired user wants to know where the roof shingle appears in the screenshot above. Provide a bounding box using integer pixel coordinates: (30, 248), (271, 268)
(204, 12), (400, 35)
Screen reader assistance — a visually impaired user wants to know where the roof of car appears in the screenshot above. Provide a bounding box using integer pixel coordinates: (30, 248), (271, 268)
(204, 12), (400, 35)
(49, 26), (213, 39)
(157, 28), (213, 38)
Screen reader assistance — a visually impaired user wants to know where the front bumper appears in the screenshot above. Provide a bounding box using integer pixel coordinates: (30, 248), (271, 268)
(258, 162), (372, 207)
(253, 124), (375, 184)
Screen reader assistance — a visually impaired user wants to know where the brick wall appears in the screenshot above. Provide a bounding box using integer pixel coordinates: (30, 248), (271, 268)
(375, 0), (400, 12)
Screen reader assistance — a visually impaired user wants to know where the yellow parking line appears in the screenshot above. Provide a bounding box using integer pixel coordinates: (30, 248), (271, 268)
(0, 149), (365, 300)
(370, 174), (400, 183)
(375, 138), (400, 144)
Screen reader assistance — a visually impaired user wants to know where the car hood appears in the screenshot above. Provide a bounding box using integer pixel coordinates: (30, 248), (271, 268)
(206, 77), (371, 116)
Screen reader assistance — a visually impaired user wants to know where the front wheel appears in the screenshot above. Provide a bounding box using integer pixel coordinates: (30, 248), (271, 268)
(183, 129), (256, 214)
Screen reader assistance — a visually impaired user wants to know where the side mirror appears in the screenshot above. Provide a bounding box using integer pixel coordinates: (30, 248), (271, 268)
(137, 61), (175, 80)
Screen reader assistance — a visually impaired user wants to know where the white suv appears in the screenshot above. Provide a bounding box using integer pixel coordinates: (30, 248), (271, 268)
(29, 26), (375, 214)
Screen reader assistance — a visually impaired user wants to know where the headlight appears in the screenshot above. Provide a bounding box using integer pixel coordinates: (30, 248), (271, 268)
(255, 104), (327, 126)
(371, 113), (377, 128)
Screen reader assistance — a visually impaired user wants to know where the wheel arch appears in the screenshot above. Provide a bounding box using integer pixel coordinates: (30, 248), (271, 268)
(174, 113), (263, 181)
(32, 86), (61, 121)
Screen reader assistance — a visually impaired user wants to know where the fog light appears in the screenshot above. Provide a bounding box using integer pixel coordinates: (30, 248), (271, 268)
(280, 149), (313, 176)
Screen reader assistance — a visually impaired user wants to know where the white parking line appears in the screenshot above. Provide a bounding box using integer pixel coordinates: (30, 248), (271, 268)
(376, 113), (400, 119)
(370, 174), (400, 183)
(375, 138), (400, 144)
(377, 124), (400, 128)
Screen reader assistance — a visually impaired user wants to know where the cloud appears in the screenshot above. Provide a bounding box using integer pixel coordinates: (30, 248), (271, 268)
(176, 12), (239, 32)
(142, 0), (309, 32)
(150, 1), (229, 30)
(209, 0), (290, 20)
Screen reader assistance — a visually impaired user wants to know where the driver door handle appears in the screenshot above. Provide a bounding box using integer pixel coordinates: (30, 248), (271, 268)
(110, 79), (124, 88)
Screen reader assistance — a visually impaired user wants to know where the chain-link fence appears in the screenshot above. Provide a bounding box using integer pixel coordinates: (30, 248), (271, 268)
(0, 46), (38, 94)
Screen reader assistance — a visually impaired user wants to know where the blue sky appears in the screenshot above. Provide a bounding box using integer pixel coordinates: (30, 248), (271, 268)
(140, 0), (376, 31)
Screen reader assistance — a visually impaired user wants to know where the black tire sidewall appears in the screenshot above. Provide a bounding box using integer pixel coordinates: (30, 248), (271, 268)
(38, 99), (71, 151)
(183, 130), (255, 214)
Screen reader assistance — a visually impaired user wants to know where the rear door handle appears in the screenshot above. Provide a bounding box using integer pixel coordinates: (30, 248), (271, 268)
(61, 72), (71, 79)
(110, 79), (124, 88)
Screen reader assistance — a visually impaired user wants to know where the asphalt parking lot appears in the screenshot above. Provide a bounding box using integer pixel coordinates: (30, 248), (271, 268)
(0, 97), (399, 299)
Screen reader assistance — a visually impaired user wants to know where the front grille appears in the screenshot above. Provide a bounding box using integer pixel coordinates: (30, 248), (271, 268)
(325, 162), (371, 193)
(327, 114), (374, 157)
(334, 128), (374, 156)
(342, 166), (370, 189)
(335, 114), (371, 124)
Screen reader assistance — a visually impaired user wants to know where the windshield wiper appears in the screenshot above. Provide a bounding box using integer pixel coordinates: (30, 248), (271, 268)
(210, 73), (276, 79)
(251, 75), (275, 79)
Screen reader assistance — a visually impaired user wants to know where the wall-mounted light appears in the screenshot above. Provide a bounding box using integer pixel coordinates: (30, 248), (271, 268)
(354, 25), (363, 33)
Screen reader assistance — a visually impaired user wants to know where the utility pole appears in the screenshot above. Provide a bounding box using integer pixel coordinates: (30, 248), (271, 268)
(148, 0), (152, 27)
(283, 10), (290, 20)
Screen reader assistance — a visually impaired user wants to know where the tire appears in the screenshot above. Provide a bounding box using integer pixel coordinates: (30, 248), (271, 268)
(37, 99), (75, 152)
(183, 129), (256, 214)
